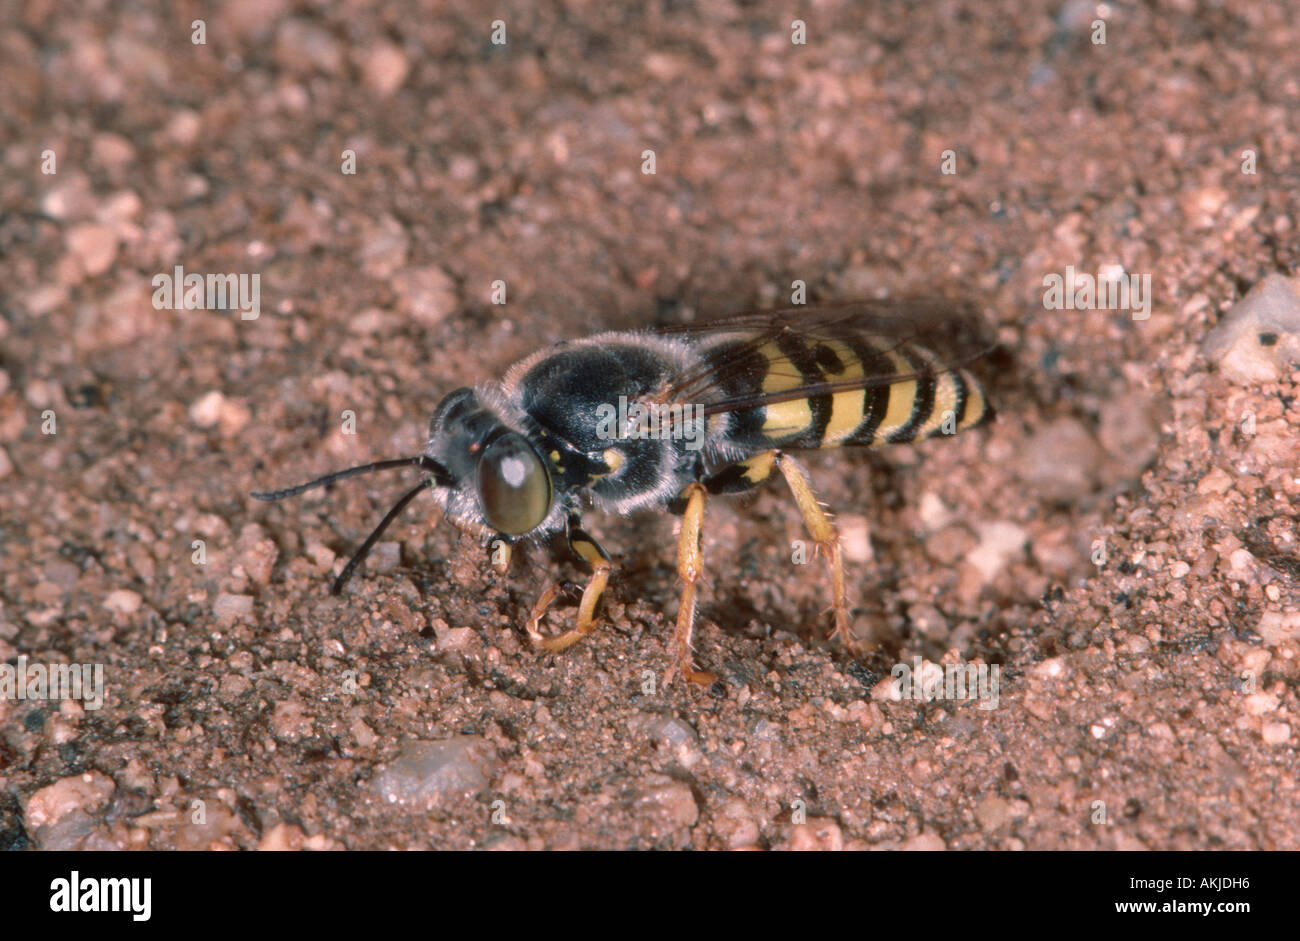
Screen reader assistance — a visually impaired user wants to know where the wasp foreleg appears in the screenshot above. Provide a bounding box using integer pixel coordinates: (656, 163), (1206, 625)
(525, 520), (613, 653)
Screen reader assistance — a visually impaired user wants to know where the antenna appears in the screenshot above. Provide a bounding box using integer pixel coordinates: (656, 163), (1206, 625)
(250, 454), (454, 592)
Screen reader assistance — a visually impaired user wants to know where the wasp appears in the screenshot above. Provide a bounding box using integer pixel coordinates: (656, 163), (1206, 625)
(252, 301), (994, 685)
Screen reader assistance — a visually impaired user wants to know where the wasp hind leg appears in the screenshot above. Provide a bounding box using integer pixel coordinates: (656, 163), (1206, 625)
(665, 482), (718, 687)
(773, 453), (854, 646)
(702, 450), (855, 648)
(525, 520), (613, 653)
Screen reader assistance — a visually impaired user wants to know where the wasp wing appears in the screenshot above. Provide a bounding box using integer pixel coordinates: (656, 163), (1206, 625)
(647, 300), (996, 449)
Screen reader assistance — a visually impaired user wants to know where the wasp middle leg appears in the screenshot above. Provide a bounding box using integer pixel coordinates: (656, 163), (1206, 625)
(525, 518), (613, 653)
(664, 482), (719, 687)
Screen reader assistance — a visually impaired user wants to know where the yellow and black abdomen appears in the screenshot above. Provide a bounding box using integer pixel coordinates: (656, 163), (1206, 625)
(695, 330), (992, 453)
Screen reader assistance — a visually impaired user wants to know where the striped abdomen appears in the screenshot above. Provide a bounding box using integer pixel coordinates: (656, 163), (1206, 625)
(696, 331), (992, 452)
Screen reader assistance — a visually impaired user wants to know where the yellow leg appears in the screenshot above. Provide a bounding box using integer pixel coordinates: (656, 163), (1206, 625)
(525, 526), (612, 653)
(664, 483), (718, 687)
(775, 453), (853, 644)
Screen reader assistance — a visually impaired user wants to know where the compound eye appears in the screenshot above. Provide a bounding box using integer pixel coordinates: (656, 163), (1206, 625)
(476, 433), (552, 535)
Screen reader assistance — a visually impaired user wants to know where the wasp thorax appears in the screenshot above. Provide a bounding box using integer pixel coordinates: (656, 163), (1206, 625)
(476, 431), (553, 535)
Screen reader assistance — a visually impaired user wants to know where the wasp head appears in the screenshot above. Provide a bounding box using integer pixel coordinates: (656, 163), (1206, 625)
(250, 386), (557, 594)
(425, 388), (554, 538)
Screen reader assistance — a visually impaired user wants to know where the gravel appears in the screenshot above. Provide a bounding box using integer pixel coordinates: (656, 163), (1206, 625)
(2, 0), (1298, 851)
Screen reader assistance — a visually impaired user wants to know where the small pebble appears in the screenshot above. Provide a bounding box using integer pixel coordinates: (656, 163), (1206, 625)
(25, 772), (115, 830)
(1256, 610), (1300, 645)
(236, 524), (279, 585)
(713, 799), (761, 849)
(391, 266), (458, 326)
(648, 716), (698, 748)
(917, 492), (952, 530)
(906, 603), (947, 640)
(631, 775), (698, 830)
(1261, 722), (1291, 745)
(783, 819), (843, 851)
(361, 43), (410, 95)
(370, 736), (498, 808)
(213, 593), (254, 624)
(104, 589), (142, 614)
(965, 521), (1027, 581)
(837, 513), (873, 563)
(901, 830), (946, 851)
(1197, 467), (1234, 494)
(1203, 273), (1300, 385)
(65, 222), (119, 277)
(189, 390), (251, 435)
(270, 700), (315, 742)
(275, 18), (344, 74)
(975, 795), (1009, 831)
(1016, 418), (1104, 501)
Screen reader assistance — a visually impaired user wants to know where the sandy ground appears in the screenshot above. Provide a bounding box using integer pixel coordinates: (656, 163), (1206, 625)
(2, 0), (1298, 850)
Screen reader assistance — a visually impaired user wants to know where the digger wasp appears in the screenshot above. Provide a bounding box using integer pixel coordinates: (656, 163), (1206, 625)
(252, 300), (995, 685)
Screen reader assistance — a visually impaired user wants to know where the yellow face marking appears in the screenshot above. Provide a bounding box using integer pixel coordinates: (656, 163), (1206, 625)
(873, 348), (919, 441)
(819, 340), (867, 446)
(758, 341), (813, 437)
(602, 448), (624, 473)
